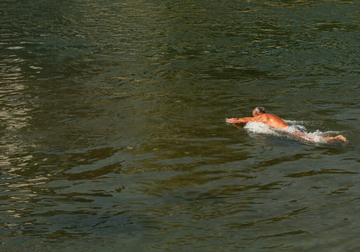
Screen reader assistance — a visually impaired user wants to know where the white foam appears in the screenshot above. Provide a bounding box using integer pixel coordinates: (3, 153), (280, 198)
(244, 121), (280, 136)
(284, 119), (307, 124)
(302, 131), (327, 143)
(243, 121), (340, 144)
(285, 125), (307, 134)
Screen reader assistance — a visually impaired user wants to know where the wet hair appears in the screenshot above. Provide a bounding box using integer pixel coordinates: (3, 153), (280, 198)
(254, 106), (266, 115)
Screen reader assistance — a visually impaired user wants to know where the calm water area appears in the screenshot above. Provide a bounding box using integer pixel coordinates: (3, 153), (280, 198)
(1, 0), (360, 251)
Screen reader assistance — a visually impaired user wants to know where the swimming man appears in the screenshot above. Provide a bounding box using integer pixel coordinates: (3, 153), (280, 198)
(226, 106), (347, 142)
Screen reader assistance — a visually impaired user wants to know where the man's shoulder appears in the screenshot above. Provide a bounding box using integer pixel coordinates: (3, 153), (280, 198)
(263, 113), (278, 118)
(258, 113), (273, 118)
(257, 113), (280, 122)
(254, 113), (271, 122)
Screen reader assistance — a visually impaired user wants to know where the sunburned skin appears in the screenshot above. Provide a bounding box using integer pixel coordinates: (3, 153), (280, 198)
(226, 107), (347, 142)
(227, 112), (289, 129)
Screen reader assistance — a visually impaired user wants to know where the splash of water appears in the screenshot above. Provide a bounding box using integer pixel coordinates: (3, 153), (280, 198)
(243, 121), (280, 136)
(242, 121), (340, 144)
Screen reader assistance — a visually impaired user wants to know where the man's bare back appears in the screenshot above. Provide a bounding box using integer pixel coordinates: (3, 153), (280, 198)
(226, 106), (347, 142)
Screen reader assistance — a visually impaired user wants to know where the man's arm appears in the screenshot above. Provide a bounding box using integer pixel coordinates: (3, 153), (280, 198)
(226, 117), (256, 124)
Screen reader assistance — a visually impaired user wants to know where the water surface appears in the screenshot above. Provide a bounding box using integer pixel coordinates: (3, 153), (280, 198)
(1, 0), (360, 251)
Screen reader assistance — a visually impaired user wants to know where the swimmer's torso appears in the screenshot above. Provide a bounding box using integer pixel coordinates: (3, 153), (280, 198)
(255, 113), (289, 129)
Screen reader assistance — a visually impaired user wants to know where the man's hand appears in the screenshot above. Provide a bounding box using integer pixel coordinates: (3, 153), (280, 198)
(226, 118), (237, 123)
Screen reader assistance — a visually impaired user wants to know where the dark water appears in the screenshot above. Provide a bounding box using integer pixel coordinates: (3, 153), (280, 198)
(1, 0), (360, 251)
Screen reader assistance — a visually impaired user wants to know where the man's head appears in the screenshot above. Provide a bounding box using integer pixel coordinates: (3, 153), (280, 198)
(253, 106), (266, 116)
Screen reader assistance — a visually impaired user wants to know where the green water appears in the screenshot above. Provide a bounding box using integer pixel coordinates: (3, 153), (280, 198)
(1, 0), (360, 251)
